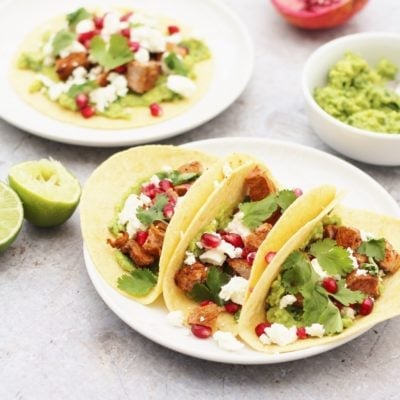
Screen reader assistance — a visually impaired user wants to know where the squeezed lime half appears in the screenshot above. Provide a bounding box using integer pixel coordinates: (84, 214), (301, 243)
(8, 159), (81, 228)
(0, 182), (24, 252)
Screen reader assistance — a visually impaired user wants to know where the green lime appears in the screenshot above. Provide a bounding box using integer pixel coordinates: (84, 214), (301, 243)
(0, 182), (24, 252)
(8, 159), (81, 228)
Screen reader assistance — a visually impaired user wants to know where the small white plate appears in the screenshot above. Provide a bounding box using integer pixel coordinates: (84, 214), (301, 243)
(83, 138), (400, 364)
(0, 0), (253, 147)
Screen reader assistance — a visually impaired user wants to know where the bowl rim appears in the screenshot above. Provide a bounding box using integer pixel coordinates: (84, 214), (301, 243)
(302, 31), (400, 141)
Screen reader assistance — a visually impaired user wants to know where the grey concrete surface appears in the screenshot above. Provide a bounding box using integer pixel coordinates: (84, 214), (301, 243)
(1, 0), (400, 399)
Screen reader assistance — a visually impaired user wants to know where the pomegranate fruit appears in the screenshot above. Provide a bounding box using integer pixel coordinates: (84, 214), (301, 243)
(271, 0), (369, 30)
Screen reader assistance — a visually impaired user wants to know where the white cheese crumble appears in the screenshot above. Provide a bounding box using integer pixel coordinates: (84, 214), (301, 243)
(218, 276), (248, 305)
(311, 258), (328, 279)
(102, 12), (128, 40)
(225, 211), (251, 238)
(167, 32), (183, 44)
(217, 240), (242, 259)
(360, 229), (375, 242)
(222, 163), (233, 178)
(90, 85), (117, 112)
(167, 75), (197, 98)
(134, 47), (150, 64)
(264, 323), (298, 346)
(184, 251), (197, 266)
(88, 66), (103, 80)
(107, 72), (129, 97)
(199, 248), (226, 266)
(130, 26), (166, 52)
(305, 323), (325, 338)
(59, 40), (86, 58)
(118, 194), (147, 236)
(259, 333), (271, 345)
(166, 310), (184, 327)
(356, 268), (368, 276)
(139, 193), (152, 205)
(162, 165), (173, 172)
(128, 11), (158, 27)
(341, 306), (356, 320)
(149, 175), (161, 186)
(75, 19), (95, 34)
(213, 331), (244, 352)
(279, 294), (297, 309)
(346, 248), (359, 270)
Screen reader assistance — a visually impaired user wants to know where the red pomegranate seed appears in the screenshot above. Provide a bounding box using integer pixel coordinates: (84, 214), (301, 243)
(201, 233), (221, 249)
(163, 203), (175, 219)
(78, 30), (97, 45)
(168, 25), (180, 35)
(246, 251), (256, 265)
(149, 103), (163, 117)
(142, 183), (162, 199)
(255, 322), (271, 337)
(159, 179), (173, 192)
(93, 16), (104, 29)
(296, 327), (308, 339)
(200, 300), (214, 307)
(293, 188), (303, 197)
(322, 277), (338, 294)
(222, 233), (244, 248)
(136, 230), (148, 246)
(129, 41), (140, 52)
(80, 106), (95, 119)
(265, 251), (276, 263)
(75, 93), (88, 110)
(359, 297), (374, 316)
(241, 247), (252, 260)
(113, 65), (127, 74)
(224, 302), (240, 314)
(191, 324), (212, 339)
(121, 28), (130, 38)
(120, 11), (133, 22)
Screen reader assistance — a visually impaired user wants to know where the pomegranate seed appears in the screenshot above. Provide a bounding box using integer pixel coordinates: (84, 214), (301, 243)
(296, 327), (308, 339)
(121, 28), (131, 38)
(93, 16), (104, 29)
(359, 297), (374, 316)
(80, 106), (95, 119)
(136, 230), (148, 246)
(129, 41), (140, 52)
(255, 322), (271, 337)
(191, 324), (212, 339)
(163, 203), (175, 219)
(159, 179), (173, 192)
(168, 25), (180, 35)
(78, 30), (97, 45)
(201, 233), (221, 249)
(224, 302), (240, 314)
(120, 11), (133, 22)
(246, 251), (256, 265)
(149, 103), (163, 117)
(293, 188), (303, 197)
(200, 300), (214, 307)
(222, 233), (244, 248)
(75, 93), (88, 110)
(265, 251), (276, 263)
(322, 277), (338, 294)
(113, 65), (127, 74)
(142, 183), (160, 199)
(83, 39), (92, 49)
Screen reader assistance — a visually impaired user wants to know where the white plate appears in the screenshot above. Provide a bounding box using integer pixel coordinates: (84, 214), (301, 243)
(0, 0), (253, 147)
(83, 138), (400, 364)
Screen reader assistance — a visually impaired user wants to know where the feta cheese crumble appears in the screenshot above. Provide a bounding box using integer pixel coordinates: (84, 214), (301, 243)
(356, 268), (368, 276)
(213, 331), (244, 352)
(218, 276), (248, 305)
(134, 47), (150, 64)
(279, 294), (297, 309)
(199, 248), (226, 266)
(184, 251), (197, 266)
(264, 323), (298, 346)
(341, 306), (356, 320)
(225, 211), (251, 238)
(305, 323), (325, 338)
(167, 75), (197, 98)
(166, 310), (184, 327)
(75, 19), (95, 34)
(118, 194), (147, 236)
(347, 248), (359, 270)
(259, 333), (271, 345)
(130, 26), (166, 52)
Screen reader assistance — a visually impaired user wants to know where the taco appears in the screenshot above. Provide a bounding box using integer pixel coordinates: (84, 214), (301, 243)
(80, 146), (261, 305)
(163, 157), (337, 339)
(239, 202), (400, 353)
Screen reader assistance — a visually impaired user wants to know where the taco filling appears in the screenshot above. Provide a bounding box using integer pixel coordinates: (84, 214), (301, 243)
(173, 167), (301, 337)
(255, 215), (400, 346)
(107, 161), (204, 297)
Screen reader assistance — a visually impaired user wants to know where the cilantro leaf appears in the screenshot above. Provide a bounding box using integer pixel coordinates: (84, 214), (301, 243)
(309, 239), (354, 277)
(357, 238), (386, 261)
(360, 258), (379, 276)
(117, 269), (157, 297)
(327, 280), (364, 306)
(189, 283), (212, 303)
(156, 170), (199, 185)
(163, 53), (189, 76)
(67, 8), (91, 28)
(276, 190), (297, 212)
(239, 195), (278, 229)
(136, 194), (169, 225)
(90, 34), (134, 70)
(52, 30), (75, 55)
(67, 81), (98, 97)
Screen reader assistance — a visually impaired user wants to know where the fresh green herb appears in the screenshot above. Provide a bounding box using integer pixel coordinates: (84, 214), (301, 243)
(240, 195), (278, 229)
(276, 190), (297, 212)
(179, 39), (211, 63)
(67, 8), (91, 28)
(117, 269), (157, 296)
(115, 251), (135, 273)
(360, 258), (380, 276)
(357, 238), (386, 261)
(234, 309), (241, 322)
(325, 280), (364, 306)
(163, 53), (189, 76)
(156, 170), (199, 186)
(17, 52), (43, 71)
(52, 30), (75, 55)
(309, 238), (354, 277)
(90, 34), (134, 70)
(67, 81), (98, 97)
(136, 194), (169, 225)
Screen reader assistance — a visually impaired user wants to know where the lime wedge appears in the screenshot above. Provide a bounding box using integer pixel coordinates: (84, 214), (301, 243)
(8, 159), (81, 228)
(0, 182), (24, 252)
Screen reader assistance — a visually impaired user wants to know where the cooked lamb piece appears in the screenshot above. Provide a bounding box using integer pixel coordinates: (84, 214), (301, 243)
(227, 258), (251, 279)
(379, 241), (400, 273)
(55, 52), (90, 81)
(174, 184), (191, 196)
(107, 231), (129, 249)
(121, 239), (155, 267)
(126, 60), (161, 94)
(188, 303), (221, 328)
(245, 166), (275, 201)
(335, 226), (362, 250)
(324, 224), (338, 240)
(175, 262), (208, 292)
(244, 223), (272, 251)
(143, 221), (168, 257)
(346, 270), (380, 298)
(177, 161), (203, 174)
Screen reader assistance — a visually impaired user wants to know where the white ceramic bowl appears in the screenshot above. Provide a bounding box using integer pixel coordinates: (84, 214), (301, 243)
(302, 32), (400, 166)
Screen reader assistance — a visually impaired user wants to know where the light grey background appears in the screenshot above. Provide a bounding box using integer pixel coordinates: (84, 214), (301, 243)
(1, 1), (400, 399)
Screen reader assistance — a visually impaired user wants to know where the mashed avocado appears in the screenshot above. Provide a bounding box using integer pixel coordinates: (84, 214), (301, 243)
(314, 52), (400, 134)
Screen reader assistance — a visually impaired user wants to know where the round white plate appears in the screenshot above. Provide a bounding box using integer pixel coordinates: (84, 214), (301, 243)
(83, 138), (400, 364)
(0, 0), (253, 147)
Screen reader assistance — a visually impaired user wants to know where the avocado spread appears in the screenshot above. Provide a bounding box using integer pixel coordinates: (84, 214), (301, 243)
(314, 52), (400, 134)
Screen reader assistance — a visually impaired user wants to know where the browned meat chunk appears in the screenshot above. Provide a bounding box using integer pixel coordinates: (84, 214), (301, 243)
(227, 258), (251, 279)
(55, 53), (90, 81)
(188, 303), (221, 328)
(166, 42), (189, 57)
(244, 223), (272, 251)
(266, 209), (282, 226)
(107, 232), (129, 249)
(143, 221), (167, 257)
(379, 241), (400, 273)
(122, 239), (155, 267)
(354, 252), (368, 266)
(245, 166), (276, 201)
(324, 224), (338, 240)
(174, 184), (191, 196)
(346, 270), (380, 298)
(126, 60), (161, 93)
(335, 226), (362, 250)
(177, 161), (203, 174)
(175, 262), (208, 292)
(96, 71), (109, 87)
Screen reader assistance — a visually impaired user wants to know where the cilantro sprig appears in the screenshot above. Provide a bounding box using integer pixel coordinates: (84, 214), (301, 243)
(117, 269), (157, 297)
(136, 194), (169, 225)
(325, 280), (364, 306)
(156, 170), (199, 185)
(163, 53), (189, 76)
(67, 8), (91, 29)
(357, 238), (386, 261)
(52, 30), (75, 55)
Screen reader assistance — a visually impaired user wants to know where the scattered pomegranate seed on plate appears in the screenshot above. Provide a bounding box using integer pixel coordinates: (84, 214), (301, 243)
(80, 105), (95, 119)
(168, 25), (180, 35)
(149, 103), (163, 117)
(191, 324), (212, 339)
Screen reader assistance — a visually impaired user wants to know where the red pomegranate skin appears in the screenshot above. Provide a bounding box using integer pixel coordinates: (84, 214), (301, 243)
(271, 0), (369, 30)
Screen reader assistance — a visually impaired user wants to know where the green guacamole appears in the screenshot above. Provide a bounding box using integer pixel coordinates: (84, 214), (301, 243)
(314, 52), (400, 134)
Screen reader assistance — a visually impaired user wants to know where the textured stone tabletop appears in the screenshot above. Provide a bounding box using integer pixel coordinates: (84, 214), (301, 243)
(1, 1), (400, 399)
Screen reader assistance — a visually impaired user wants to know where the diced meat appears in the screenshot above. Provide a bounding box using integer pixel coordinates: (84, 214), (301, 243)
(107, 232), (129, 249)
(335, 226), (362, 250)
(121, 239), (155, 267)
(143, 221), (167, 257)
(244, 223), (272, 251)
(266, 209), (282, 226)
(324, 224), (338, 240)
(245, 166), (275, 201)
(354, 252), (368, 266)
(174, 184), (191, 196)
(96, 71), (109, 87)
(379, 241), (400, 273)
(188, 303), (221, 328)
(175, 262), (208, 292)
(165, 188), (178, 204)
(346, 270), (380, 298)
(126, 60), (161, 94)
(55, 53), (90, 81)
(166, 42), (189, 57)
(227, 258), (251, 279)
(177, 161), (203, 174)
